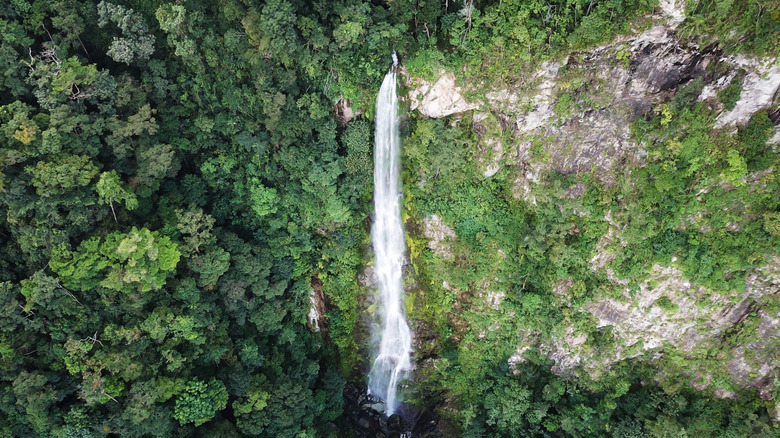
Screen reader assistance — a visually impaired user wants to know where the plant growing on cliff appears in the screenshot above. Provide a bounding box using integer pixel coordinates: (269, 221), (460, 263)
(717, 76), (744, 111)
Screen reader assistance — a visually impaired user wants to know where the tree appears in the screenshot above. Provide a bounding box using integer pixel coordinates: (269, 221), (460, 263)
(20, 269), (83, 314)
(0, 17), (33, 96)
(189, 247), (230, 288)
(104, 104), (159, 159)
(25, 154), (98, 197)
(49, 227), (180, 293)
(116, 378), (181, 436)
(175, 206), (216, 256)
(247, 180), (278, 218)
(95, 170), (138, 222)
(11, 371), (60, 434)
(173, 378), (228, 426)
(49, 0), (89, 55)
(721, 149), (747, 186)
(42, 57), (105, 107)
(156, 4), (198, 60)
(233, 375), (271, 435)
(763, 212), (780, 237)
(134, 143), (180, 197)
(235, 376), (315, 437)
(97, 1), (155, 65)
(255, 0), (300, 67)
(484, 377), (533, 434)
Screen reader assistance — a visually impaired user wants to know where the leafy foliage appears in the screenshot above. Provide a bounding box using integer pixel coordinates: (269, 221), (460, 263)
(682, 0), (780, 55)
(173, 378), (228, 426)
(399, 53), (779, 437)
(50, 227), (180, 293)
(97, 1), (155, 65)
(0, 0), (777, 436)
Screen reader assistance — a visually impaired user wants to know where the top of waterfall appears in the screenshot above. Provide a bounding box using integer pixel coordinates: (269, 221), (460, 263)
(392, 52), (398, 68)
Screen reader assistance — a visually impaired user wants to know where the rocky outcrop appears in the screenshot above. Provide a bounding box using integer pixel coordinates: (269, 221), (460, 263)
(421, 215), (456, 260)
(585, 264), (747, 353)
(408, 73), (477, 118)
(726, 309), (780, 399)
(406, 26), (780, 184)
(499, 258), (780, 400)
(308, 274), (328, 335)
(579, 259), (780, 395)
(405, 9), (780, 420)
(335, 98), (357, 126)
(714, 60), (780, 129)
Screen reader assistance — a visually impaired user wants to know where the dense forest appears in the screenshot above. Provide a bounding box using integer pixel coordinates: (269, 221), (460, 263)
(1, 0), (779, 437)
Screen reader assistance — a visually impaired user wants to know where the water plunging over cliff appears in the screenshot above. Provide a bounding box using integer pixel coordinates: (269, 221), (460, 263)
(368, 56), (412, 416)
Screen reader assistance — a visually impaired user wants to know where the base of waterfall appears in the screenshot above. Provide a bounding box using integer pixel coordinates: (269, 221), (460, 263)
(368, 350), (412, 416)
(344, 383), (440, 438)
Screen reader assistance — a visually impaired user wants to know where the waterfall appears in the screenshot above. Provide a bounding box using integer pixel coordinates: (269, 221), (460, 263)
(368, 58), (412, 416)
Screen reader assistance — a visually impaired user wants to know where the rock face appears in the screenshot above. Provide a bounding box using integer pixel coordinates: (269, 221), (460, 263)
(408, 73), (478, 118)
(584, 264), (772, 355)
(421, 215), (456, 260)
(335, 98), (357, 125)
(499, 259), (780, 399)
(407, 17), (780, 412)
(658, 0), (685, 24)
(585, 265), (731, 354)
(406, 26), (780, 184)
(714, 61), (780, 129)
(308, 275), (328, 335)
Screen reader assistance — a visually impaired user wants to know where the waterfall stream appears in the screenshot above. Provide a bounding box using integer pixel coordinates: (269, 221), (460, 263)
(368, 57), (412, 416)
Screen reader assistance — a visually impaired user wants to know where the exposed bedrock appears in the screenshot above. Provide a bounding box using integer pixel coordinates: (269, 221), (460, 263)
(405, 26), (779, 184)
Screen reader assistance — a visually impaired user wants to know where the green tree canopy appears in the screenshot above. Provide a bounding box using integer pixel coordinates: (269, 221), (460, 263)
(50, 227), (180, 293)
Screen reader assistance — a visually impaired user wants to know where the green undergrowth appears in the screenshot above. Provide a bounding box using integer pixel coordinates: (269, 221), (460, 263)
(681, 0), (780, 56)
(398, 1), (780, 435)
(401, 66), (779, 434)
(398, 0), (660, 108)
(449, 0), (657, 92)
(608, 88), (779, 293)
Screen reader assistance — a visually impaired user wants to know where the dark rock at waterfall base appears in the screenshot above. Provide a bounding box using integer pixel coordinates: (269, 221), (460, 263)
(343, 383), (441, 437)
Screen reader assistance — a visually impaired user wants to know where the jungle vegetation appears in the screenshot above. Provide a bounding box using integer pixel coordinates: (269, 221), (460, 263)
(0, 0), (778, 437)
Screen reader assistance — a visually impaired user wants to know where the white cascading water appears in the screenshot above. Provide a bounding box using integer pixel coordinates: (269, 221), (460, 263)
(368, 53), (412, 416)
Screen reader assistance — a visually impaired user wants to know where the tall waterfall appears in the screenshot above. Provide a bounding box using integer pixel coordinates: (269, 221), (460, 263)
(368, 56), (412, 416)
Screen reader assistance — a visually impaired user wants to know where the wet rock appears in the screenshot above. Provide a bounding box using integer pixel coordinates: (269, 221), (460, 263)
(411, 320), (438, 361)
(343, 383), (410, 437)
(344, 383), (441, 437)
(388, 414), (402, 431)
(359, 264), (380, 290)
(307, 274), (328, 335)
